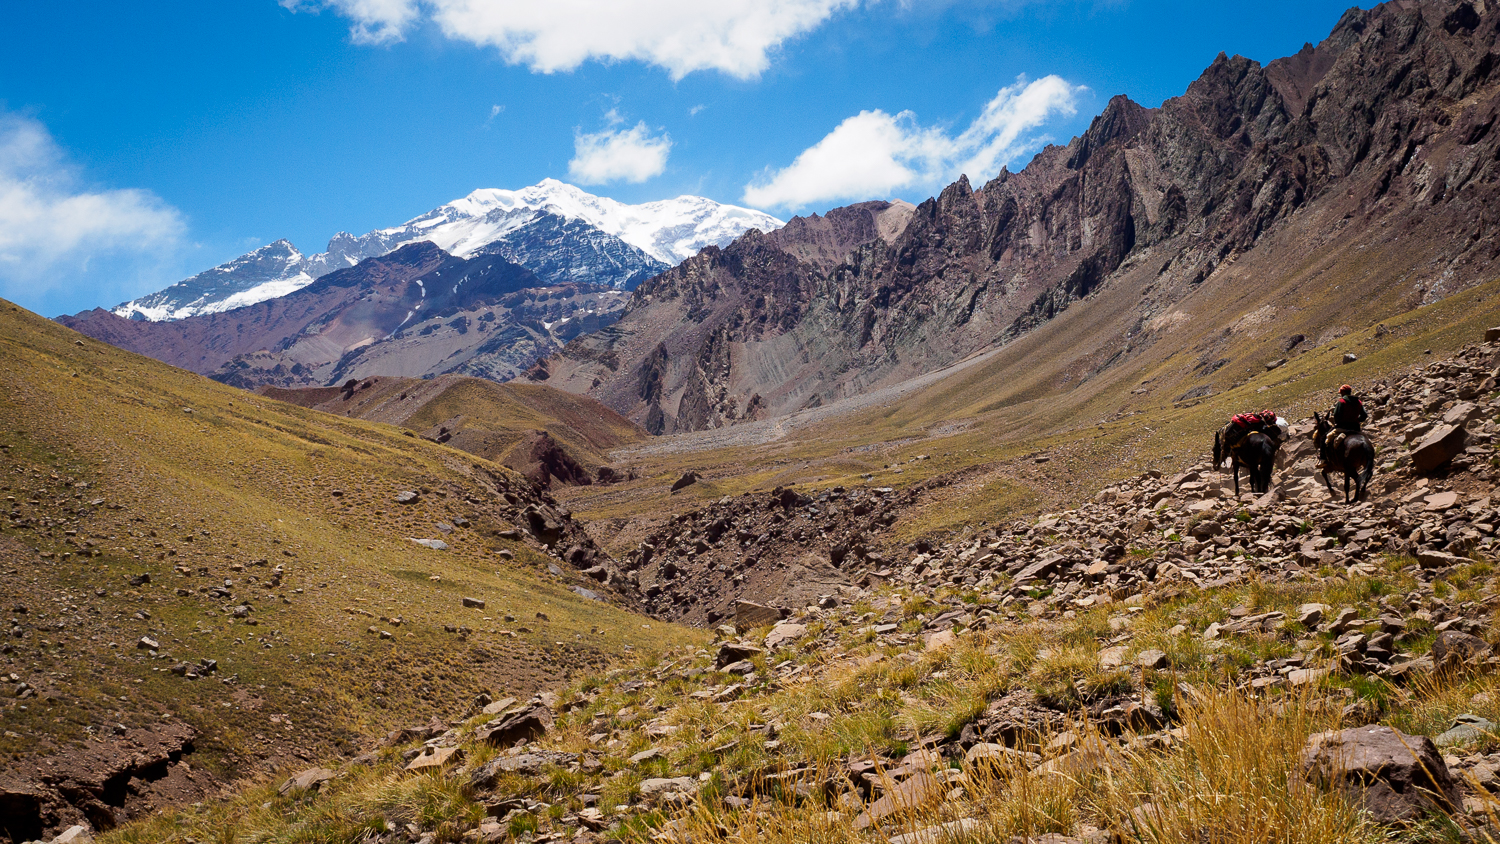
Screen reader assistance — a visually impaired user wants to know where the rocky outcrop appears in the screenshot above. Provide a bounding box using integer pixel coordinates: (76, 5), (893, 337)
(0, 722), (212, 841)
(1302, 726), (1462, 822)
(539, 0), (1500, 434)
(503, 430), (593, 489)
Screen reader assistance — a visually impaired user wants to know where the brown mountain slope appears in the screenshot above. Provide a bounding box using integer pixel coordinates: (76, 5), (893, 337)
(536, 0), (1500, 437)
(261, 375), (646, 487)
(0, 299), (698, 837)
(58, 243), (627, 389)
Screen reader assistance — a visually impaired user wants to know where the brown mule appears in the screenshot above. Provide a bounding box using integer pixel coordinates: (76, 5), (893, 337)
(1214, 428), (1279, 496)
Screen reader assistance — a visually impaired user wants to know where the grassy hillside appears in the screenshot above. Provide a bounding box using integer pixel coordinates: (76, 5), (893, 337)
(0, 300), (702, 788)
(263, 376), (646, 475)
(553, 265), (1500, 550)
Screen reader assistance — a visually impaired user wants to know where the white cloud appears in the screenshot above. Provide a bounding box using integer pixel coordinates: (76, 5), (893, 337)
(291, 0), (858, 79)
(568, 121), (672, 185)
(0, 113), (185, 304)
(743, 75), (1084, 210)
(281, 0), (419, 44)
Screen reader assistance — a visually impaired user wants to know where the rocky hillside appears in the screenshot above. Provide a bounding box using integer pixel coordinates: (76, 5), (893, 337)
(0, 300), (704, 841)
(58, 242), (630, 389)
(538, 0), (1500, 435)
(93, 328), (1500, 844)
(261, 375), (647, 489)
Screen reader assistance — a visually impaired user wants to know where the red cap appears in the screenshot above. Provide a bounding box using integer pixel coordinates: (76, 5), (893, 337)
(1339, 384), (1352, 394)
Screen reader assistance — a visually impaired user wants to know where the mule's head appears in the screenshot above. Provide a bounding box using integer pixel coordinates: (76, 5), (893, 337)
(1312, 411), (1328, 448)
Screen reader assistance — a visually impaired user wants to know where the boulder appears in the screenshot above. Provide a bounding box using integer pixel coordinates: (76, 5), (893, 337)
(639, 776), (697, 799)
(278, 766), (337, 795)
(1423, 491), (1459, 511)
(1415, 549), (1466, 569)
(630, 748), (665, 765)
(925, 629), (958, 652)
(404, 745), (463, 773)
(670, 472), (698, 492)
(734, 600), (782, 628)
(964, 742), (1040, 771)
(51, 826), (93, 844)
(477, 703), (553, 747)
(480, 696), (518, 716)
(470, 750), (580, 787)
(1137, 649), (1169, 670)
(1297, 603), (1329, 628)
(410, 538), (449, 551)
(1442, 402), (1482, 426)
(394, 491), (420, 504)
(764, 622), (807, 650)
(1012, 554), (1064, 584)
(715, 641), (763, 669)
(1300, 726), (1460, 822)
(890, 819), (983, 844)
(1410, 424), (1467, 474)
(1431, 629), (1490, 670)
(461, 596), (485, 609)
(1435, 714), (1497, 747)
(852, 770), (944, 831)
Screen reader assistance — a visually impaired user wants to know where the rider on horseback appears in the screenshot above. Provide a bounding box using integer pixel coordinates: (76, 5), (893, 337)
(1321, 385), (1366, 468)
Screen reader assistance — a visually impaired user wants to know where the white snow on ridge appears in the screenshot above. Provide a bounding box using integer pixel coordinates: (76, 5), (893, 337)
(429, 179), (783, 265)
(111, 181), (785, 321)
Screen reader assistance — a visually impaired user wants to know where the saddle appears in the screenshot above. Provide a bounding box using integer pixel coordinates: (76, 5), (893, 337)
(1326, 429), (1355, 453)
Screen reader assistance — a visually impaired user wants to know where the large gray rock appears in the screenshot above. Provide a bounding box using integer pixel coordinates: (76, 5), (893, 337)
(639, 776), (698, 799)
(278, 766), (337, 795)
(1301, 726), (1460, 822)
(1435, 714), (1497, 747)
(477, 703), (553, 747)
(1442, 402), (1482, 426)
(1410, 424), (1467, 473)
(764, 622), (807, 650)
(852, 770), (944, 831)
(470, 750), (579, 788)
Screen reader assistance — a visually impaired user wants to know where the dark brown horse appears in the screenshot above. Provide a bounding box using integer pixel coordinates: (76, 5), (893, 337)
(1314, 411), (1375, 504)
(1214, 428), (1279, 496)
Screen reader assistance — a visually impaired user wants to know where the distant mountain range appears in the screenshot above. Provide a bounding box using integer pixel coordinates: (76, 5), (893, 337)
(61, 242), (633, 388)
(112, 180), (783, 321)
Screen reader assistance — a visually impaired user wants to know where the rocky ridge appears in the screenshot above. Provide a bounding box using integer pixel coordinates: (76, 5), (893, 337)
(539, 0), (1500, 435)
(58, 243), (631, 389)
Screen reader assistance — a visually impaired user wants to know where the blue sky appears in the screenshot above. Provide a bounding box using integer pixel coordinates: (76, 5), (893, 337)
(2, 0), (1366, 317)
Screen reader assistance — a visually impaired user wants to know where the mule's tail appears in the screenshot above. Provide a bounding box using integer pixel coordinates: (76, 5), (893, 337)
(1213, 430), (1222, 470)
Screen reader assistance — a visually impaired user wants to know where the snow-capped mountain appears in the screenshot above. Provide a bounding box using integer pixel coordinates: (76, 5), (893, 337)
(113, 180), (784, 321)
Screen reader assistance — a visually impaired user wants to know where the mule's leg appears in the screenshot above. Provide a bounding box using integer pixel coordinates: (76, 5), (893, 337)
(1233, 461), (1240, 497)
(1321, 470), (1336, 496)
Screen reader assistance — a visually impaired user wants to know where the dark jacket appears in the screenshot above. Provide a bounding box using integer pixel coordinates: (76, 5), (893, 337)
(1331, 395), (1366, 431)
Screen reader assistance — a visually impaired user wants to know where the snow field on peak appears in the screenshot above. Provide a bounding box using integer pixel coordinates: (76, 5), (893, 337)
(111, 180), (783, 321)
